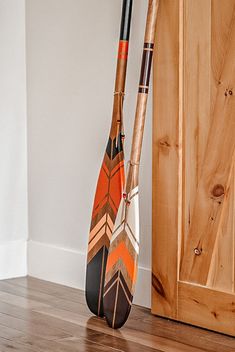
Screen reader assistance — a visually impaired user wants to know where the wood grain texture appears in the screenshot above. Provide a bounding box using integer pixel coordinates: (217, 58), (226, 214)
(207, 0), (235, 292)
(152, 0), (235, 336)
(130, 0), (160, 169)
(181, 0), (212, 256)
(207, 165), (235, 291)
(0, 277), (235, 352)
(152, 0), (179, 318)
(180, 5), (235, 283)
(178, 282), (235, 336)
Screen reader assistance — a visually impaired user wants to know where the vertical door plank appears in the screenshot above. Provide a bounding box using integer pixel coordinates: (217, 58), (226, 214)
(207, 165), (235, 291)
(207, 0), (235, 292)
(152, 0), (179, 318)
(182, 0), (212, 256)
(180, 12), (235, 284)
(234, 169), (235, 293)
(211, 0), (235, 100)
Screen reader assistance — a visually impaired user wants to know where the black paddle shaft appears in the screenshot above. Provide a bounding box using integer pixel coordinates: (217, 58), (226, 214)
(120, 0), (133, 41)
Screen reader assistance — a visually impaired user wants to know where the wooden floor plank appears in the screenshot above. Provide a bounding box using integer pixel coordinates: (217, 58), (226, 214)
(125, 307), (235, 352)
(0, 310), (71, 341)
(0, 301), (95, 341)
(33, 305), (206, 352)
(0, 280), (89, 315)
(0, 336), (37, 352)
(0, 324), (25, 340)
(57, 335), (156, 352)
(0, 277), (234, 352)
(5, 276), (85, 304)
(0, 299), (156, 352)
(15, 334), (121, 352)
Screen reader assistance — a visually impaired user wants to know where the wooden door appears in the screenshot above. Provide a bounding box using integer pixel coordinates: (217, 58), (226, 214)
(152, 0), (235, 336)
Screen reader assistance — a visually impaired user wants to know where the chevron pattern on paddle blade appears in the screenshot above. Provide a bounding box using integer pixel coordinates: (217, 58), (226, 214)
(85, 245), (108, 316)
(103, 187), (139, 328)
(86, 133), (125, 317)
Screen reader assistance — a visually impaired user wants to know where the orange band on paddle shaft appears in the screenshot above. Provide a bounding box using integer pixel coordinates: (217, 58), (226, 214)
(118, 40), (129, 59)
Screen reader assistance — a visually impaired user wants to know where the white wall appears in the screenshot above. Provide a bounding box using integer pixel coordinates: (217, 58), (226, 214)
(26, 0), (152, 307)
(0, 0), (27, 278)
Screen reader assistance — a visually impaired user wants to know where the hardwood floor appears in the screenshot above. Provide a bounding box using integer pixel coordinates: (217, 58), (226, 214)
(0, 277), (234, 351)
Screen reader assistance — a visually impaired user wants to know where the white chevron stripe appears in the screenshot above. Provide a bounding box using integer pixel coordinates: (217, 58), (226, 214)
(126, 186), (139, 244)
(110, 186), (139, 254)
(125, 223), (139, 253)
(89, 213), (106, 242)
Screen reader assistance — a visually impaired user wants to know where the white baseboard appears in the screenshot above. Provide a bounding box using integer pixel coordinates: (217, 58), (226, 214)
(27, 240), (86, 291)
(0, 240), (27, 280)
(28, 240), (151, 308)
(135, 265), (151, 308)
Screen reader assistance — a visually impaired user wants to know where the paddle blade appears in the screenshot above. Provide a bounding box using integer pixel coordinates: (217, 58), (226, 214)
(86, 133), (125, 317)
(103, 186), (139, 328)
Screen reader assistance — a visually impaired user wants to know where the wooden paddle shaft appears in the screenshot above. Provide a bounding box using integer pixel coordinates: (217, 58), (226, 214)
(115, 0), (132, 91)
(111, 0), (133, 137)
(130, 0), (159, 166)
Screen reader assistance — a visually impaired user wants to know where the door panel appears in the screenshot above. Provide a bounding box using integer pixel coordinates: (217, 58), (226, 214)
(152, 0), (235, 336)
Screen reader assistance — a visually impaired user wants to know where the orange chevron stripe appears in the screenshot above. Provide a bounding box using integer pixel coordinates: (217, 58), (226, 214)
(92, 159), (124, 220)
(102, 160), (109, 177)
(110, 160), (124, 178)
(109, 195), (118, 215)
(92, 194), (108, 220)
(110, 167), (124, 212)
(92, 162), (109, 219)
(106, 242), (137, 284)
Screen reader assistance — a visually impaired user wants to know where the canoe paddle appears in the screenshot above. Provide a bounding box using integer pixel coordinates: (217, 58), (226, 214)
(103, 0), (160, 329)
(85, 0), (133, 317)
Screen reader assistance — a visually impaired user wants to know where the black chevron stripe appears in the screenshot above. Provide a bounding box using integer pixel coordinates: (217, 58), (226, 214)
(104, 270), (133, 329)
(86, 245), (108, 317)
(106, 133), (123, 160)
(104, 270), (119, 293)
(119, 270), (133, 301)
